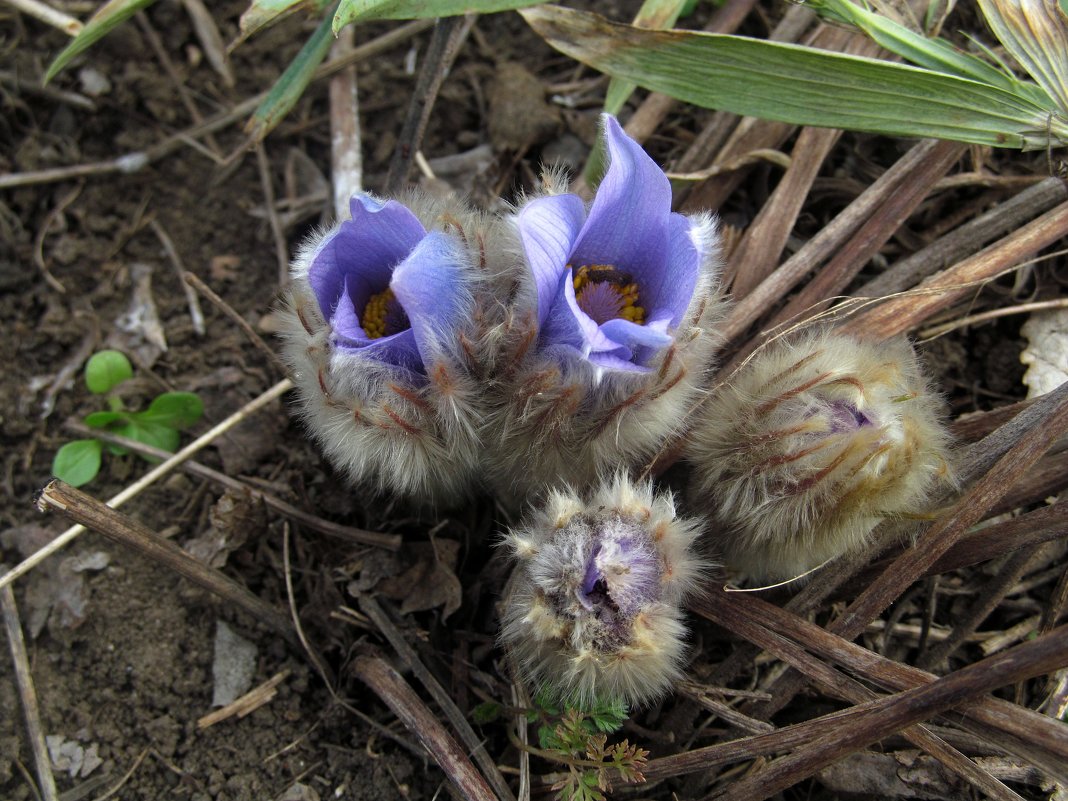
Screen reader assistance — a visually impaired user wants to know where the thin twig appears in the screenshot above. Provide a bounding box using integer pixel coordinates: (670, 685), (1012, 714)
(1, 578), (60, 801)
(283, 525), (336, 686)
(352, 654), (498, 801)
(0, 20), (434, 191)
(35, 480), (301, 648)
(5, 0), (81, 34)
(384, 15), (475, 193)
(0, 379), (293, 591)
(255, 144), (290, 285)
(150, 221), (206, 336)
(182, 271), (288, 375)
(63, 420), (401, 551)
(359, 595), (517, 801)
(918, 297), (1068, 339)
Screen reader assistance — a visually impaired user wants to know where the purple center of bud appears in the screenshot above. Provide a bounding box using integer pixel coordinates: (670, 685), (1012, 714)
(574, 525), (660, 623)
(827, 400), (874, 434)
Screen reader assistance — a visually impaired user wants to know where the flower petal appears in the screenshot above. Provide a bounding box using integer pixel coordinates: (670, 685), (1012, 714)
(641, 213), (702, 329)
(516, 193), (587, 326)
(543, 269), (631, 359)
(308, 193), (427, 318)
(390, 231), (470, 363)
(569, 116), (671, 275)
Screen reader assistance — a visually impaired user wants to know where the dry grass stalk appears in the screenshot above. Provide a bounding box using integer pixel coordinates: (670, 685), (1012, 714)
(0, 378), (294, 591)
(686, 592), (1028, 801)
(702, 591), (1068, 782)
(352, 654), (498, 801)
(197, 670), (291, 729)
(714, 624), (1068, 801)
(35, 480), (301, 647)
(1, 579), (60, 801)
(839, 200), (1068, 340)
(359, 595), (517, 801)
(63, 420), (401, 550)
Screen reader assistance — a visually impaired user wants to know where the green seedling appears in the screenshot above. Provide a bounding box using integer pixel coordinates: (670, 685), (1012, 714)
(52, 350), (203, 487)
(526, 692), (647, 801)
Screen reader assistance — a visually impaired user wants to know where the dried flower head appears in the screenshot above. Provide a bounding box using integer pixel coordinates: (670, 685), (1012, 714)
(487, 116), (726, 503)
(686, 331), (954, 582)
(279, 192), (494, 502)
(500, 474), (705, 707)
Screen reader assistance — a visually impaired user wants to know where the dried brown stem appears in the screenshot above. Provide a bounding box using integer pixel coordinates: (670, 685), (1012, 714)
(352, 654), (498, 801)
(708, 591), (1068, 781)
(685, 593), (1026, 801)
(857, 176), (1068, 299)
(359, 596), (517, 801)
(768, 139), (965, 330)
(64, 420), (400, 551)
(329, 24), (362, 216)
(384, 15), (475, 193)
(1, 578), (60, 801)
(721, 137), (955, 346)
(35, 480), (301, 649)
(182, 271), (288, 376)
(727, 126), (841, 296)
(713, 625), (1068, 801)
(838, 201), (1068, 340)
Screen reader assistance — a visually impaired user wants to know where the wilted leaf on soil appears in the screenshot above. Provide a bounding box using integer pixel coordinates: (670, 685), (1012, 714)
(234, 0), (333, 48)
(366, 538), (463, 620)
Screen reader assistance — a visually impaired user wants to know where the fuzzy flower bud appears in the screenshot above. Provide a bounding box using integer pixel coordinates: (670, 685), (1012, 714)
(500, 474), (705, 707)
(686, 331), (954, 582)
(279, 192), (496, 502)
(487, 116), (727, 503)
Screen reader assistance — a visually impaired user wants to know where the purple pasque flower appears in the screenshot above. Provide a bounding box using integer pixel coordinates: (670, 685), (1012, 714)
(516, 115), (702, 372)
(307, 193), (470, 374)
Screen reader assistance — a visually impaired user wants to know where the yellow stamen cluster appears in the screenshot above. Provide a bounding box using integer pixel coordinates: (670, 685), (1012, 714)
(361, 288), (396, 339)
(573, 264), (645, 325)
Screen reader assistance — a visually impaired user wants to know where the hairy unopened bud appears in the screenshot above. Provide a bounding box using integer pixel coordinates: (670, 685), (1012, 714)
(500, 474), (705, 707)
(686, 331), (953, 582)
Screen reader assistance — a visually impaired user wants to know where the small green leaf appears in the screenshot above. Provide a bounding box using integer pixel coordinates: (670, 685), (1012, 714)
(246, 2), (339, 144)
(470, 701), (502, 724)
(84, 410), (128, 428)
(45, 0), (159, 84)
(139, 392), (204, 429)
(85, 350), (133, 395)
(127, 420), (181, 455)
(333, 0), (542, 33)
(235, 0), (332, 47)
(53, 440), (103, 487)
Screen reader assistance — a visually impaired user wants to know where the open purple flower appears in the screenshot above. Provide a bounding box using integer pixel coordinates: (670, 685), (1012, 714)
(516, 116), (703, 372)
(307, 193), (469, 375)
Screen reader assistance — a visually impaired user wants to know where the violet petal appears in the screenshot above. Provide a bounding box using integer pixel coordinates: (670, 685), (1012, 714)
(390, 231), (470, 364)
(569, 116), (671, 276)
(516, 193), (587, 326)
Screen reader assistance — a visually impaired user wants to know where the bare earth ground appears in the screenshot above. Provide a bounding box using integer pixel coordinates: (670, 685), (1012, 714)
(1, 2), (1065, 800)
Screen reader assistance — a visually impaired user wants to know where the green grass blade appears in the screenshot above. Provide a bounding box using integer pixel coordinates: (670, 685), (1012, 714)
(521, 5), (1068, 150)
(235, 0), (332, 47)
(333, 0), (541, 33)
(808, 0), (1049, 106)
(979, 0), (1068, 115)
(45, 0), (158, 84)
(246, 1), (339, 144)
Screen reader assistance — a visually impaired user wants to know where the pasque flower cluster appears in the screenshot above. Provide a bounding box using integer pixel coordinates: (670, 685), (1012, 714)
(281, 116), (955, 708)
(281, 116), (725, 505)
